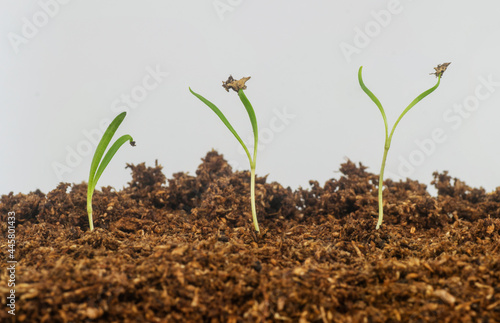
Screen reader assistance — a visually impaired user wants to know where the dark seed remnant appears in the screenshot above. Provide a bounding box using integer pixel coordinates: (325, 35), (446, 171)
(430, 62), (451, 77)
(222, 75), (251, 92)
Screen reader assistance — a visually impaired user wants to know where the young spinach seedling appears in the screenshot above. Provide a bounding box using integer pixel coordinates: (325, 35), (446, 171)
(189, 75), (261, 234)
(358, 63), (450, 230)
(87, 112), (135, 231)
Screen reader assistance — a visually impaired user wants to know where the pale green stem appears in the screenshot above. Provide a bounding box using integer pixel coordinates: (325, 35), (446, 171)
(250, 166), (260, 233)
(250, 131), (260, 233)
(86, 187), (94, 231)
(248, 98), (260, 234)
(377, 144), (389, 230)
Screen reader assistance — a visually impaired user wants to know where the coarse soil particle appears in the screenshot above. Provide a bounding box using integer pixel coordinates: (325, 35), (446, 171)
(1, 150), (499, 322)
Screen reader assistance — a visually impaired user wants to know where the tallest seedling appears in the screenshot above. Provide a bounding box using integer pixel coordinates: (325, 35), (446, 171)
(189, 76), (261, 233)
(358, 63), (450, 230)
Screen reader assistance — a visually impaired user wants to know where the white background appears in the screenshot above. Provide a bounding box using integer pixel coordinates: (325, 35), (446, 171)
(2, 0), (500, 196)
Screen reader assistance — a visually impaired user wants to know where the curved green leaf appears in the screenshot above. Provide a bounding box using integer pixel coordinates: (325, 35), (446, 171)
(390, 75), (442, 140)
(189, 87), (252, 163)
(88, 112), (127, 190)
(238, 89), (258, 165)
(358, 66), (388, 138)
(93, 134), (134, 187)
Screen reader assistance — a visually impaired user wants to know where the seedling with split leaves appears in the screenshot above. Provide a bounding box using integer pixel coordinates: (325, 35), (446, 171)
(189, 76), (261, 233)
(87, 112), (135, 231)
(358, 63), (450, 230)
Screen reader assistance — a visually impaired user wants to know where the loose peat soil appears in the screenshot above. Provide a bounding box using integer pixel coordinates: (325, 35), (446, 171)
(1, 151), (499, 322)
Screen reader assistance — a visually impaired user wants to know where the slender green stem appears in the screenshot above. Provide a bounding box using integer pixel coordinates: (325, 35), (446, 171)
(87, 193), (94, 231)
(377, 145), (389, 230)
(249, 110), (259, 233)
(250, 166), (259, 233)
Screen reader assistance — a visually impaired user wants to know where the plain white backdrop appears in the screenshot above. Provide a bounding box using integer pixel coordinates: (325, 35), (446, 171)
(2, 1), (500, 196)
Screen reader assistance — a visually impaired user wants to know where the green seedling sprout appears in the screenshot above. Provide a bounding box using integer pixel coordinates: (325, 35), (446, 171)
(358, 63), (450, 230)
(189, 75), (261, 233)
(87, 112), (135, 231)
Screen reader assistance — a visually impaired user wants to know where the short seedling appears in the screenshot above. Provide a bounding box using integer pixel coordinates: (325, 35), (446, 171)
(358, 63), (450, 230)
(189, 75), (261, 233)
(87, 112), (135, 231)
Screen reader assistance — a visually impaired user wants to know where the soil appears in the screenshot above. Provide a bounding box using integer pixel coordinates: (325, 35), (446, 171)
(1, 150), (499, 322)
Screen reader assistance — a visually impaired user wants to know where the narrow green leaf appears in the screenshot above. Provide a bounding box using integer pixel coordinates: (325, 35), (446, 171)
(238, 89), (258, 165)
(93, 134), (134, 187)
(189, 87), (252, 163)
(88, 112), (127, 190)
(358, 66), (389, 137)
(390, 75), (442, 140)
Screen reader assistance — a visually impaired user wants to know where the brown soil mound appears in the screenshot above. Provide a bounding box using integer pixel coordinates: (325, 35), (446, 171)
(1, 151), (499, 322)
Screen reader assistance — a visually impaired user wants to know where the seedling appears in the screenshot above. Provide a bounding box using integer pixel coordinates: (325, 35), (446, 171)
(358, 63), (450, 230)
(87, 112), (135, 231)
(189, 75), (261, 233)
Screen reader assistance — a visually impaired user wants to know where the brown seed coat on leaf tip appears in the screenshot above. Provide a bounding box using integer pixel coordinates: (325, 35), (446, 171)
(222, 75), (251, 92)
(430, 62), (451, 77)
